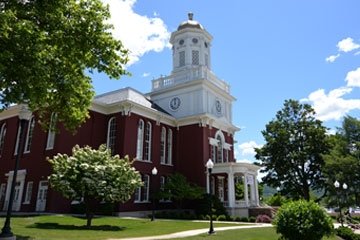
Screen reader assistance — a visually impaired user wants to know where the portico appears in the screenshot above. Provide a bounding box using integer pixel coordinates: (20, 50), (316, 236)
(208, 162), (261, 216)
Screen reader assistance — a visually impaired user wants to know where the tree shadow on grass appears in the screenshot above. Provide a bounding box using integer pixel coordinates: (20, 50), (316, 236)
(15, 235), (31, 240)
(28, 222), (125, 231)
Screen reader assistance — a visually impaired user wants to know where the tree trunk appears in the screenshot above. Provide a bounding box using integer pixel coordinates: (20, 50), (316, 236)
(84, 197), (94, 228)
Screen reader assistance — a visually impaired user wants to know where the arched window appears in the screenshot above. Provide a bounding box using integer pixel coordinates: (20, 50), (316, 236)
(160, 127), (166, 164)
(106, 117), (116, 154)
(136, 119), (144, 160)
(46, 113), (57, 150)
(167, 129), (173, 165)
(14, 121), (22, 155)
(144, 122), (152, 161)
(214, 130), (225, 163)
(24, 116), (35, 153)
(0, 123), (6, 157)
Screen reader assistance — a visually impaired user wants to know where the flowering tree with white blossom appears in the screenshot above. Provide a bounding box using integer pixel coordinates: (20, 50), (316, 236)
(48, 145), (142, 227)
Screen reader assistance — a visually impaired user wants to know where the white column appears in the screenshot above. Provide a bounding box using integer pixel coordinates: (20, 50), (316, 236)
(227, 172), (235, 208)
(250, 175), (256, 205)
(244, 174), (249, 207)
(254, 176), (260, 206)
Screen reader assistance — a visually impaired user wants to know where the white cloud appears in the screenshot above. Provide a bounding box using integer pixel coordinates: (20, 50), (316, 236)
(345, 67), (360, 87)
(337, 37), (360, 53)
(142, 72), (150, 77)
(103, 0), (171, 65)
(355, 51), (360, 56)
(302, 87), (360, 121)
(326, 129), (336, 135)
(238, 141), (262, 156)
(325, 54), (340, 63)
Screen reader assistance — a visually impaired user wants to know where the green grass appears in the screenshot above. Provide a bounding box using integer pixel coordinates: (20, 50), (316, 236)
(0, 215), (239, 240)
(167, 227), (341, 240)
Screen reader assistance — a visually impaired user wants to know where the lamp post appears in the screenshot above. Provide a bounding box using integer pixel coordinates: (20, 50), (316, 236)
(334, 180), (347, 227)
(151, 167), (158, 221)
(0, 106), (31, 240)
(206, 159), (215, 234)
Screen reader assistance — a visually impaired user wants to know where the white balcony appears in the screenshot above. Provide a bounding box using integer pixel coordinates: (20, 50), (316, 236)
(151, 66), (230, 93)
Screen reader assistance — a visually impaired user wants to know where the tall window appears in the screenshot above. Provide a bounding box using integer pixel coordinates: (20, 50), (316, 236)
(160, 176), (170, 202)
(0, 183), (5, 202)
(167, 129), (173, 165)
(179, 51), (185, 67)
(136, 119), (144, 160)
(192, 50), (199, 65)
(14, 122), (22, 155)
(216, 135), (223, 163)
(107, 117), (116, 154)
(24, 116), (35, 153)
(0, 123), (6, 157)
(144, 122), (152, 161)
(46, 113), (57, 150)
(134, 174), (150, 202)
(160, 127), (166, 164)
(23, 181), (33, 204)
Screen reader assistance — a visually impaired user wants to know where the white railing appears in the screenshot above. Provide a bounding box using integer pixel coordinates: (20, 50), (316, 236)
(152, 66), (230, 93)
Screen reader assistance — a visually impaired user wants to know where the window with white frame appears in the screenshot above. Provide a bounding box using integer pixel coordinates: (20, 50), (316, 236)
(167, 129), (173, 165)
(24, 116), (35, 153)
(160, 127), (166, 164)
(0, 183), (5, 202)
(106, 117), (116, 154)
(136, 119), (144, 160)
(160, 176), (171, 202)
(23, 181), (33, 204)
(134, 174), (150, 202)
(46, 113), (57, 150)
(0, 123), (6, 157)
(144, 122), (152, 161)
(216, 134), (223, 163)
(14, 122), (22, 155)
(179, 51), (185, 67)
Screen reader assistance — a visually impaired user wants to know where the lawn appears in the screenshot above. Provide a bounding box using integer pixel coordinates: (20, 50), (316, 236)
(0, 215), (240, 240)
(167, 227), (342, 240)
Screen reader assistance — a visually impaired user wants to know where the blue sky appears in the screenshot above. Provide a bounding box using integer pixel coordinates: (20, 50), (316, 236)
(93, 0), (360, 162)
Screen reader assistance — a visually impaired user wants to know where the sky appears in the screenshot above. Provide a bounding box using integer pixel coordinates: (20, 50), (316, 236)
(92, 0), (360, 164)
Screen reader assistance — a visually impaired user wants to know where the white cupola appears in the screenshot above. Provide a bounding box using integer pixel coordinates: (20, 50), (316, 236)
(170, 13), (213, 73)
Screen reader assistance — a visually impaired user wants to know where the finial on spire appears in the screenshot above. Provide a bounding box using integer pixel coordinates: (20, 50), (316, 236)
(188, 12), (194, 20)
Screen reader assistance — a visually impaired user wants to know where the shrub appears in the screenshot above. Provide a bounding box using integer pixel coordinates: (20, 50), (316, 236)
(217, 215), (227, 221)
(336, 226), (360, 240)
(255, 214), (272, 223)
(274, 200), (334, 240)
(240, 217), (249, 222)
(265, 194), (289, 206)
(194, 194), (228, 218)
(234, 216), (242, 222)
(248, 216), (256, 223)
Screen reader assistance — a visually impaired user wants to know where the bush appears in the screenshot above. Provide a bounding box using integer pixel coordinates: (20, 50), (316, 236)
(255, 214), (272, 223)
(194, 194), (228, 218)
(265, 194), (289, 206)
(240, 217), (249, 222)
(336, 226), (360, 240)
(234, 216), (242, 222)
(274, 200), (334, 240)
(217, 215), (227, 221)
(248, 216), (256, 223)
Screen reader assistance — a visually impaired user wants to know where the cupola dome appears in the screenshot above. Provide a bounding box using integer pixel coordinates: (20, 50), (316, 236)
(177, 12), (204, 31)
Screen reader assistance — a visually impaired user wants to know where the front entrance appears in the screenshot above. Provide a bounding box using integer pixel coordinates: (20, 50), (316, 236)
(36, 181), (48, 211)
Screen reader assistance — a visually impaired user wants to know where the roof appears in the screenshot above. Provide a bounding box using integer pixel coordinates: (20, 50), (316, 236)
(93, 87), (170, 115)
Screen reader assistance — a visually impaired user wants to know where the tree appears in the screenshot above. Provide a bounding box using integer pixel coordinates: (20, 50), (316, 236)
(255, 99), (330, 201)
(323, 116), (360, 206)
(48, 145), (142, 227)
(158, 173), (204, 209)
(0, 1), (129, 131)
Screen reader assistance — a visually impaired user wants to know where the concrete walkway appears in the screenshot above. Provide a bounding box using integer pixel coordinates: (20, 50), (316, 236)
(109, 223), (272, 240)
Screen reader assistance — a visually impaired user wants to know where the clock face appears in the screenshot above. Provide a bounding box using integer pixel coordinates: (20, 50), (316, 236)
(215, 100), (222, 114)
(170, 97), (181, 111)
